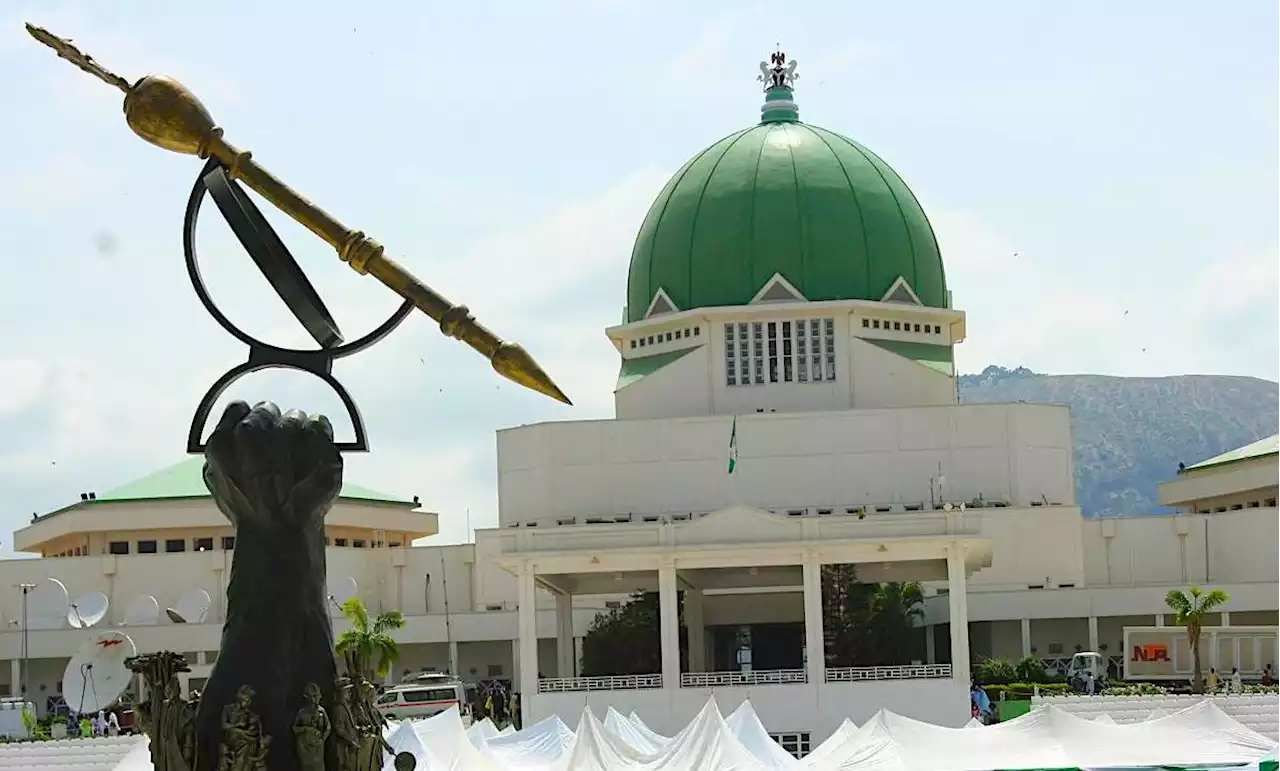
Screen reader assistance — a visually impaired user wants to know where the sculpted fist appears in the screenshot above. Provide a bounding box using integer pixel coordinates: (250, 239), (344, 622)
(203, 400), (342, 530)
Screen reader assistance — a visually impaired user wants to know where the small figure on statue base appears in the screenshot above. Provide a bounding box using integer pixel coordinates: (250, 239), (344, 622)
(331, 677), (361, 771)
(219, 685), (271, 771)
(291, 683), (330, 771)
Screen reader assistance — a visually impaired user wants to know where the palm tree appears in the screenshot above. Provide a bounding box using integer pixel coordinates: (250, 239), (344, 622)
(335, 596), (406, 681)
(1164, 586), (1229, 694)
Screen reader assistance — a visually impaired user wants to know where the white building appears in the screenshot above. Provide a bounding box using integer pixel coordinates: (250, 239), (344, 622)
(1, 70), (1275, 745)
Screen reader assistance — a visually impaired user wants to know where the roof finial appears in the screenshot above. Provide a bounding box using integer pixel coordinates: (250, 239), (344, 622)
(758, 46), (800, 123)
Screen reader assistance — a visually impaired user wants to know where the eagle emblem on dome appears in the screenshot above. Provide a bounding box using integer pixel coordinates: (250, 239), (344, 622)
(758, 48), (798, 91)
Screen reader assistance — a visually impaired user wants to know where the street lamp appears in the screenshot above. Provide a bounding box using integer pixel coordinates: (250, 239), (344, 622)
(18, 583), (35, 702)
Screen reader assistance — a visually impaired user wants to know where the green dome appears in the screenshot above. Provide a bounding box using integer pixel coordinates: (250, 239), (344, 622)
(626, 89), (946, 323)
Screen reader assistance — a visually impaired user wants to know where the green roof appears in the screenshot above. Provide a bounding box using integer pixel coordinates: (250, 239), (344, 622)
(863, 339), (954, 377)
(616, 347), (699, 391)
(625, 85), (945, 323)
(39, 457), (416, 521)
(1182, 434), (1279, 473)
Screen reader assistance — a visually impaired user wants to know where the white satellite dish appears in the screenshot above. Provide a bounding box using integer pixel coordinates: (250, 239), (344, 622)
(27, 578), (71, 630)
(165, 588), (211, 624)
(68, 591), (110, 629)
(326, 577), (358, 616)
(62, 631), (136, 714)
(120, 595), (160, 627)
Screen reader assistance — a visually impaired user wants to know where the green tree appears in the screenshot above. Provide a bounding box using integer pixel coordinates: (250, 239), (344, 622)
(579, 592), (687, 676)
(1164, 586), (1229, 693)
(335, 597), (406, 680)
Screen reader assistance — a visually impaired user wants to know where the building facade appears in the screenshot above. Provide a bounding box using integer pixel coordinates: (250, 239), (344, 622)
(0, 59), (1275, 744)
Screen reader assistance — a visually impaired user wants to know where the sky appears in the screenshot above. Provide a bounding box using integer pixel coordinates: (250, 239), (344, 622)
(0, 1), (1276, 551)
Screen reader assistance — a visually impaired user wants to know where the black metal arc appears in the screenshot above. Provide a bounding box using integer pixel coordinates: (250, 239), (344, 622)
(182, 157), (415, 453)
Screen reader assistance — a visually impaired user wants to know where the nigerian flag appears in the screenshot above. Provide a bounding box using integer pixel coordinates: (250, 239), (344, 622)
(728, 415), (739, 474)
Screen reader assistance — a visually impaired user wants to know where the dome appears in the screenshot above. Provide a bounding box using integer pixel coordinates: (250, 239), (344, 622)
(625, 78), (946, 323)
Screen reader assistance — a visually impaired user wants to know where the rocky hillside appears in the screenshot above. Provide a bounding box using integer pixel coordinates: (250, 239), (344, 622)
(959, 366), (1279, 516)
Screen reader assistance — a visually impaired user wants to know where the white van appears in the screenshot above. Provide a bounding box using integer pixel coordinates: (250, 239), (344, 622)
(374, 673), (470, 723)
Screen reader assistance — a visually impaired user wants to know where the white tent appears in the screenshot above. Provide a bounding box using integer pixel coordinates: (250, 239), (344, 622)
(95, 696), (1277, 771)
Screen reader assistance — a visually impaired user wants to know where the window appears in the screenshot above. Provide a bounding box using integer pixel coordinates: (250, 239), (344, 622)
(335, 538), (348, 547)
(665, 332), (672, 342)
(861, 318), (869, 328)
(767, 322), (778, 383)
(725, 324), (737, 386)
(675, 329), (682, 339)
(913, 323), (921, 332)
(389, 541), (402, 548)
(638, 337), (645, 347)
(165, 539), (186, 553)
(377, 692), (399, 705)
(194, 537), (214, 552)
(402, 688), (457, 704)
(221, 536), (236, 550)
(872, 319), (880, 329)
(893, 321), (901, 330)
(629, 340), (636, 349)
(138, 540), (157, 554)
(352, 539), (366, 548)
(770, 732), (812, 759)
(605, 601), (621, 609)
(723, 317), (836, 386)
(487, 664), (504, 677)
(108, 541), (129, 555)
(693, 327), (700, 336)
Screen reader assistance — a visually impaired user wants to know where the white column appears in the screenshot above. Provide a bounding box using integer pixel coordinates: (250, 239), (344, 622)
(925, 628), (937, 664)
(658, 562), (680, 687)
(555, 593), (574, 678)
(802, 558), (825, 685)
(9, 660), (18, 697)
(1020, 619), (1032, 657)
(510, 639), (520, 684)
(1087, 616), (1099, 652)
(1155, 614), (1165, 627)
(448, 641), (460, 677)
(685, 589), (706, 673)
(947, 544), (971, 686)
(517, 561), (538, 706)
(1221, 612), (1231, 627)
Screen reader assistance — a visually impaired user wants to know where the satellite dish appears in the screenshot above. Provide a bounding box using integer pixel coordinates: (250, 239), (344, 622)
(68, 591), (110, 629)
(165, 588), (211, 624)
(120, 595), (160, 627)
(62, 631), (137, 714)
(326, 577), (358, 616)
(27, 578), (71, 630)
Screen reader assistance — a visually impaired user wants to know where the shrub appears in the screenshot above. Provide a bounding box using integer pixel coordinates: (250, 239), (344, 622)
(984, 681), (1071, 700)
(1102, 682), (1169, 696)
(974, 657), (1019, 685)
(1014, 655), (1050, 684)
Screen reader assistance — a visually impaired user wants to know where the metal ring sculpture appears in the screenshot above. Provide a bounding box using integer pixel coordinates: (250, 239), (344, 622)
(182, 158), (414, 453)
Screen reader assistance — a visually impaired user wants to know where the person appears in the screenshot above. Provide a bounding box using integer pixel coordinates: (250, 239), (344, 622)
(1230, 667), (1242, 694)
(1206, 668), (1220, 693)
(1262, 664), (1274, 686)
(94, 710), (106, 736)
(969, 684), (992, 724)
(1084, 670), (1096, 695)
(107, 710), (120, 736)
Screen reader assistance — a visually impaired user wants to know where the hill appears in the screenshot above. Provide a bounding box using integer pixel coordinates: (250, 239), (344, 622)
(958, 366), (1279, 516)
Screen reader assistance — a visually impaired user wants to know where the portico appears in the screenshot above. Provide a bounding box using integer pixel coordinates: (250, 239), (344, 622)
(486, 505), (989, 735)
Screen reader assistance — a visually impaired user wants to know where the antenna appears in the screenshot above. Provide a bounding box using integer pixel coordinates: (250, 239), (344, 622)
(439, 549), (455, 676)
(326, 576), (358, 616)
(165, 588), (211, 624)
(68, 591), (110, 629)
(62, 631), (137, 714)
(28, 578), (70, 630)
(120, 595), (160, 627)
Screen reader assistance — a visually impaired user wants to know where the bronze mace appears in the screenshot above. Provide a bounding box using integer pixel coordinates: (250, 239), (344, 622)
(25, 23), (571, 406)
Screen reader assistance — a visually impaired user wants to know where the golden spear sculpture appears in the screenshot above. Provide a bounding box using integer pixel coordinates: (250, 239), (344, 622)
(25, 23), (571, 406)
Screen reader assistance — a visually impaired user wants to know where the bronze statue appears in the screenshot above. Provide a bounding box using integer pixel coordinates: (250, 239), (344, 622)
(219, 685), (270, 771)
(127, 653), (193, 771)
(330, 677), (361, 771)
(291, 684), (330, 771)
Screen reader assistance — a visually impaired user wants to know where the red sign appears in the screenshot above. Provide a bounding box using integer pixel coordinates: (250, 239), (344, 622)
(1131, 643), (1170, 662)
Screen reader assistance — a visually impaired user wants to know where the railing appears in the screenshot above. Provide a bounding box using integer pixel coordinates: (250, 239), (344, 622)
(537, 674), (663, 693)
(825, 664), (952, 682)
(681, 669), (808, 688)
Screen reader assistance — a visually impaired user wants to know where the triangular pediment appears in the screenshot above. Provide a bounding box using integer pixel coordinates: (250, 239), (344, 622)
(881, 276), (923, 306)
(680, 505), (799, 544)
(750, 273), (807, 304)
(644, 288), (680, 318)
